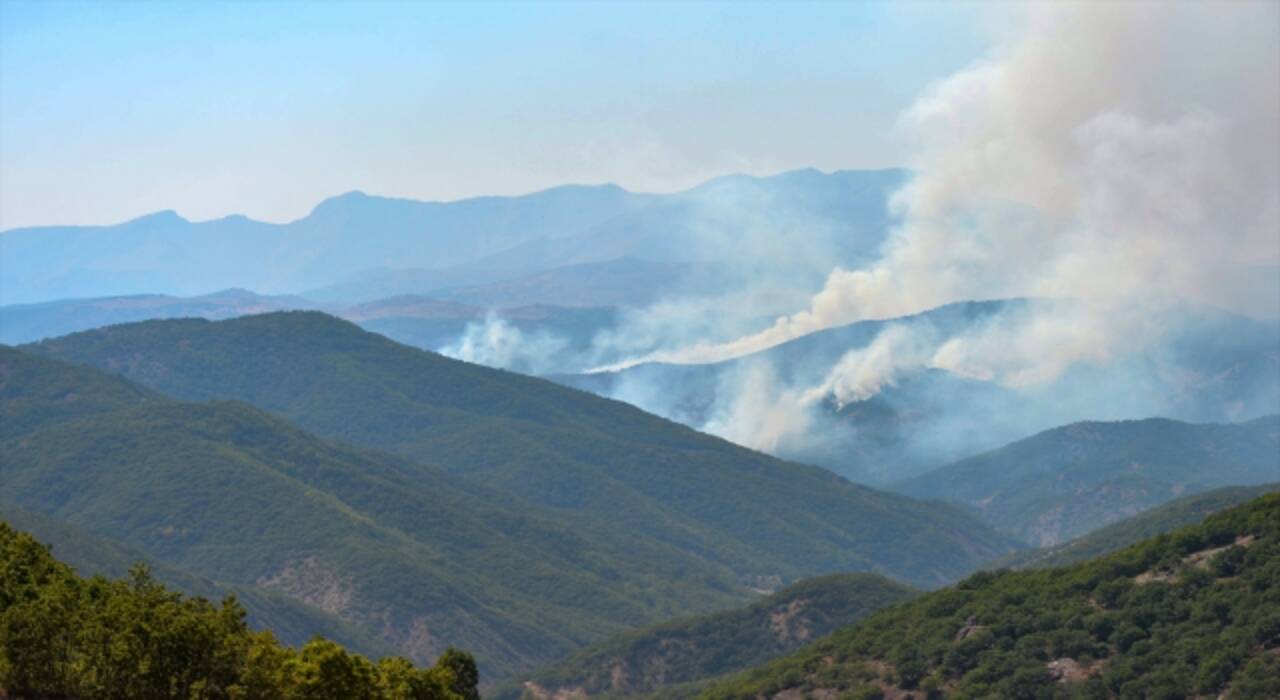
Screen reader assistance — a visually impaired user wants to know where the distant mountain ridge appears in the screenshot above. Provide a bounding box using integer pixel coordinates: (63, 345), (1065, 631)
(0, 169), (906, 305)
(894, 416), (1280, 546)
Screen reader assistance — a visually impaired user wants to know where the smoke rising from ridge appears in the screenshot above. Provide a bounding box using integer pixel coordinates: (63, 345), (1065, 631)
(437, 3), (1280, 481)
(626, 2), (1278, 375)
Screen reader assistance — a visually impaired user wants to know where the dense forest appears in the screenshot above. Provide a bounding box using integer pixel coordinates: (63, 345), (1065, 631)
(699, 494), (1280, 699)
(0, 522), (479, 699)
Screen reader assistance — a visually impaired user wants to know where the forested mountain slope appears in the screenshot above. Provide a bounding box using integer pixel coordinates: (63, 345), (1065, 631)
(990, 483), (1280, 571)
(700, 494), (1280, 699)
(0, 522), (480, 699)
(894, 416), (1280, 546)
(0, 347), (760, 678)
(22, 312), (1020, 589)
(499, 574), (916, 700)
(0, 504), (397, 659)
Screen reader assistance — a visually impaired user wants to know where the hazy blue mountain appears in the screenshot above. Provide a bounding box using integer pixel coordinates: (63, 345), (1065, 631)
(893, 416), (1280, 546)
(466, 168), (908, 279)
(0, 286), (621, 366)
(1, 169), (905, 305)
(427, 258), (733, 309)
(20, 311), (1021, 593)
(0, 288), (325, 344)
(0, 184), (641, 304)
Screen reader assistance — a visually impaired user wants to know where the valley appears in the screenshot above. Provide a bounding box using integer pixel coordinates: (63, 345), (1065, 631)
(3, 3), (1278, 694)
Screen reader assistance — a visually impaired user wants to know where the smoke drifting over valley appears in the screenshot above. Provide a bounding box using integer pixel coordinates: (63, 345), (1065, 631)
(437, 2), (1280, 483)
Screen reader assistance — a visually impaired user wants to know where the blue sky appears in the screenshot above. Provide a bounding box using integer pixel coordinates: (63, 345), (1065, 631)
(0, 1), (988, 229)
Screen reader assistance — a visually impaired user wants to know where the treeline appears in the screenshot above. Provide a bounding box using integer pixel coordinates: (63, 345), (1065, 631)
(0, 522), (479, 699)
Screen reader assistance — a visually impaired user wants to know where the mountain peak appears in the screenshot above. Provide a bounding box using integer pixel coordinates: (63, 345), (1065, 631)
(125, 210), (189, 227)
(307, 190), (380, 218)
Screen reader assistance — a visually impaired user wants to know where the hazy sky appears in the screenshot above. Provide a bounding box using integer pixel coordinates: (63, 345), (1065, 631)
(0, 1), (987, 229)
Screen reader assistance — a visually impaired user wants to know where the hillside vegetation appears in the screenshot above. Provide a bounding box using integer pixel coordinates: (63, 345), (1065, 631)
(990, 483), (1280, 571)
(22, 312), (1019, 590)
(0, 504), (398, 659)
(0, 347), (759, 678)
(500, 574), (916, 700)
(0, 522), (479, 699)
(895, 416), (1280, 545)
(699, 494), (1280, 699)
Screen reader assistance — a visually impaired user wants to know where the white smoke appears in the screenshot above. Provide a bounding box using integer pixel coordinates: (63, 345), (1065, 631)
(440, 312), (570, 375)
(612, 1), (1280, 384)
(434, 3), (1280, 478)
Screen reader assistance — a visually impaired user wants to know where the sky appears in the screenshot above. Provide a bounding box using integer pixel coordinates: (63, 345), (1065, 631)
(0, 1), (988, 229)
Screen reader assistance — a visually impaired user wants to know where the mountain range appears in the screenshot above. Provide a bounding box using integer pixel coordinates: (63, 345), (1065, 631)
(5, 312), (1020, 679)
(0, 169), (906, 306)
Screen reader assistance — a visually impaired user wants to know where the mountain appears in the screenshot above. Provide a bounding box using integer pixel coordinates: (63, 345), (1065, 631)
(1, 346), (765, 678)
(893, 416), (1280, 546)
(497, 574), (917, 700)
(0, 521), (479, 699)
(426, 258), (730, 309)
(463, 169), (907, 281)
(553, 300), (1036, 482)
(20, 312), (1019, 593)
(0, 169), (905, 305)
(699, 494), (1280, 699)
(0, 185), (643, 305)
(0, 503), (397, 659)
(554, 300), (1280, 484)
(361, 304), (622, 374)
(0, 286), (620, 365)
(988, 483), (1280, 570)
(0, 288), (324, 345)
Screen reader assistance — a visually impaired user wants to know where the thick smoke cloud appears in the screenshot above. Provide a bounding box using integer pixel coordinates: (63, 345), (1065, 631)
(634, 2), (1278, 466)
(648, 2), (1279, 370)
(441, 2), (1280, 480)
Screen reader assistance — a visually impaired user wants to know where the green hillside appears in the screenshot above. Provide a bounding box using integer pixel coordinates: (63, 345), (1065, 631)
(1, 347), (757, 679)
(700, 494), (1280, 699)
(498, 574), (916, 700)
(22, 312), (1019, 589)
(0, 522), (479, 699)
(893, 417), (1280, 546)
(990, 483), (1280, 571)
(0, 504), (397, 659)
